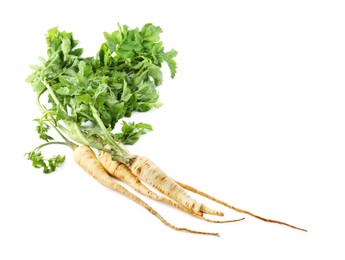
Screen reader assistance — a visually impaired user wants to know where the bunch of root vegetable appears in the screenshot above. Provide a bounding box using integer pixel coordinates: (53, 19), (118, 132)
(26, 24), (306, 236)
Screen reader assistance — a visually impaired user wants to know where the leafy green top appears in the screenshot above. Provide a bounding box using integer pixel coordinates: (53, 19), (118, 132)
(26, 23), (177, 173)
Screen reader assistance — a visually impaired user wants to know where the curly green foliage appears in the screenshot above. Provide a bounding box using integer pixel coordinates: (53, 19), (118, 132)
(26, 151), (65, 174)
(26, 23), (177, 172)
(114, 121), (153, 145)
(27, 23), (177, 130)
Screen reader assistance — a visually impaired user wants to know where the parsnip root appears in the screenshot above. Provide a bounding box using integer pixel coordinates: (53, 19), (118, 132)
(73, 146), (219, 236)
(99, 149), (244, 224)
(128, 155), (224, 216)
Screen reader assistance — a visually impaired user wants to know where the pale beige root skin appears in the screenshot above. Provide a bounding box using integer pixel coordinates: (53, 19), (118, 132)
(128, 155), (224, 216)
(73, 146), (219, 236)
(99, 150), (244, 224)
(175, 180), (307, 232)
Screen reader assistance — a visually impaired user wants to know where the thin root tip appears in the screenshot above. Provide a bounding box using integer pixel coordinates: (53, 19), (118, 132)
(226, 216), (245, 223)
(201, 205), (224, 216)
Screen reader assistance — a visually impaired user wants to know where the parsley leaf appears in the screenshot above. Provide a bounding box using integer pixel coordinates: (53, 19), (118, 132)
(34, 118), (54, 142)
(163, 49), (178, 78)
(114, 121), (153, 145)
(26, 151), (65, 174)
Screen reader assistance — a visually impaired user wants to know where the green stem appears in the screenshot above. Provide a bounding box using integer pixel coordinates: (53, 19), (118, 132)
(36, 91), (44, 113)
(36, 91), (77, 150)
(61, 121), (109, 152)
(41, 78), (67, 114)
(52, 124), (78, 150)
(90, 105), (116, 147)
(33, 141), (69, 152)
(90, 104), (130, 162)
(78, 111), (95, 122)
(36, 81), (103, 152)
(42, 53), (59, 74)
(37, 76), (130, 162)
(61, 121), (90, 146)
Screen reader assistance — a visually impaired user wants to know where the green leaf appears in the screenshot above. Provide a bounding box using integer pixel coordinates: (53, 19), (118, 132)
(97, 43), (110, 66)
(141, 23), (163, 42)
(47, 155), (66, 173)
(120, 82), (132, 102)
(25, 73), (37, 83)
(107, 100), (125, 123)
(76, 94), (92, 104)
(26, 150), (65, 174)
(121, 41), (143, 52)
(152, 41), (164, 56)
(99, 107), (112, 128)
(31, 79), (46, 94)
(61, 36), (71, 60)
(163, 49), (178, 78)
(135, 81), (159, 102)
(56, 87), (70, 95)
(162, 49), (178, 60)
(72, 48), (83, 57)
(55, 108), (73, 122)
(46, 27), (59, 46)
(104, 31), (122, 52)
(117, 47), (134, 59)
(114, 121), (152, 145)
(29, 64), (41, 70)
(34, 118), (54, 142)
(136, 101), (162, 112)
(93, 83), (108, 104)
(148, 66), (163, 86)
(78, 60), (86, 75)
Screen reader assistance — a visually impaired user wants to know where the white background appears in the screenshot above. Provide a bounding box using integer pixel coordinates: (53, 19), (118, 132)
(1, 0), (344, 259)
